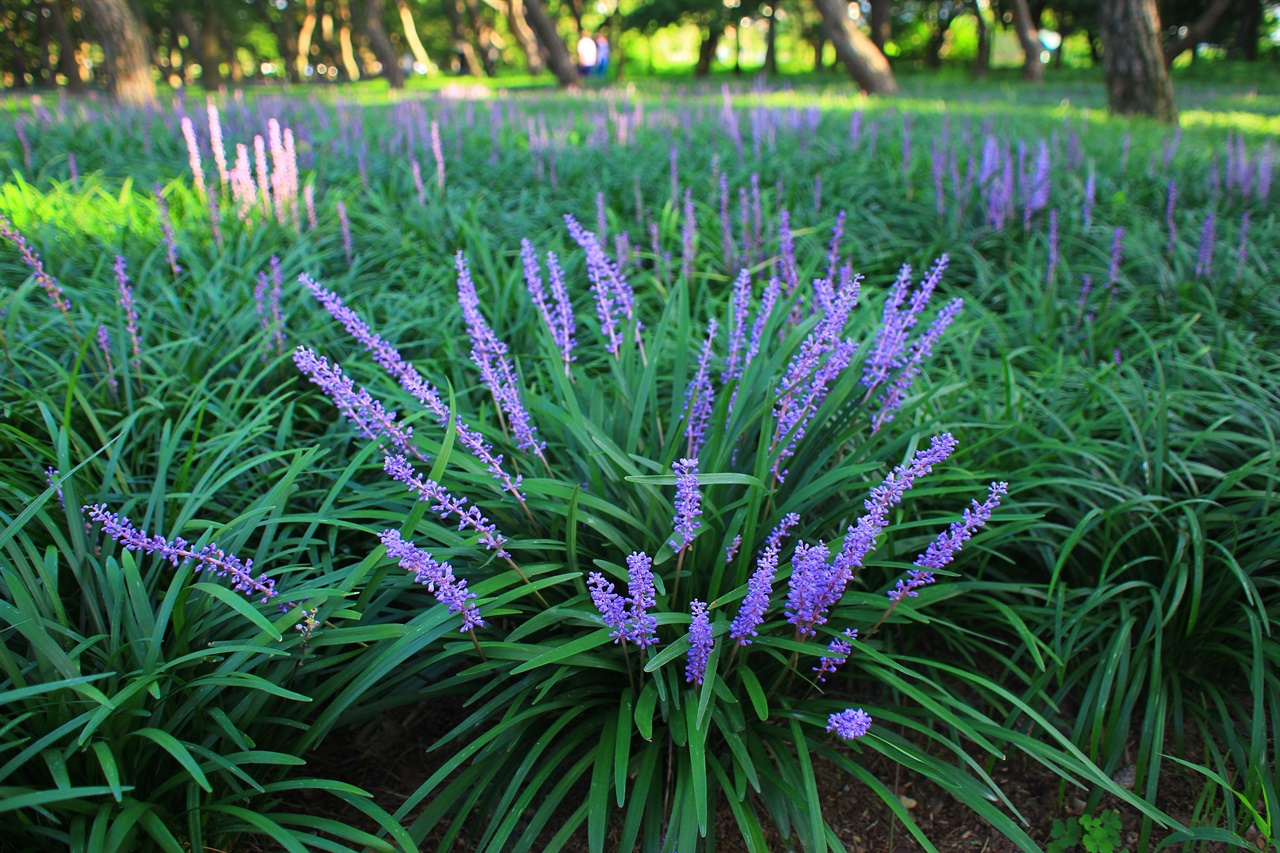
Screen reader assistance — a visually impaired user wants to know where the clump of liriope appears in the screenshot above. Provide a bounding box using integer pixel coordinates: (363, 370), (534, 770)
(291, 213), (1008, 853)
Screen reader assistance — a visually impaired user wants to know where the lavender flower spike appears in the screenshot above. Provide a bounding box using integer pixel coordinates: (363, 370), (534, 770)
(589, 572), (628, 641)
(686, 600), (714, 685)
(814, 628), (857, 683)
(380, 529), (482, 632)
(85, 503), (277, 604)
(682, 319), (718, 457)
(624, 552), (659, 647)
(730, 541), (781, 645)
(910, 481), (1008, 571)
(827, 708), (872, 740)
(115, 256), (142, 368)
(293, 347), (422, 460)
(384, 454), (509, 557)
(670, 458), (703, 551)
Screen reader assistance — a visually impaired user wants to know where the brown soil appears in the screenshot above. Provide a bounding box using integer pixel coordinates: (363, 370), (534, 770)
(248, 695), (1249, 853)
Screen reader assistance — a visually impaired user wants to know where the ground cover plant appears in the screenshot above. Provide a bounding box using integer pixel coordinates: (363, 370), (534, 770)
(0, 75), (1277, 851)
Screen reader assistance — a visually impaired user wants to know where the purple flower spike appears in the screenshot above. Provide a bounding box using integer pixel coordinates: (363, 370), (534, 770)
(384, 454), (509, 557)
(589, 572), (628, 640)
(96, 326), (118, 392)
(670, 458), (702, 551)
(0, 213), (71, 313)
(298, 273), (533, 500)
(380, 529), (482, 632)
(722, 270), (753, 386)
(686, 600), (714, 685)
(730, 542), (781, 645)
(85, 503), (277, 604)
(456, 253), (546, 460)
(623, 552), (660, 647)
(827, 708), (872, 740)
(115, 256), (142, 368)
(904, 480), (1009, 583)
(832, 434), (959, 584)
(814, 628), (857, 683)
(725, 534), (742, 564)
(293, 347), (421, 459)
(682, 319), (718, 457)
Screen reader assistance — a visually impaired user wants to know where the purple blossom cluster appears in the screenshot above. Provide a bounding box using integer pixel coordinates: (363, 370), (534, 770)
(293, 346), (421, 459)
(871, 297), (964, 432)
(85, 503), (277, 604)
(682, 319), (718, 457)
(96, 326), (118, 392)
(813, 628), (857, 683)
(383, 454), (509, 557)
(827, 708), (872, 740)
(152, 184), (182, 277)
(685, 600), (713, 685)
(520, 239), (577, 374)
(728, 514), (799, 645)
(669, 458), (702, 551)
(255, 256), (286, 354)
(380, 529), (482, 631)
(566, 214), (640, 357)
(786, 540), (841, 637)
(114, 256), (142, 368)
(300, 274), (527, 501)
(769, 269), (861, 480)
(588, 552), (659, 647)
(829, 434), (959, 594)
(0, 213), (71, 314)
(456, 253), (546, 461)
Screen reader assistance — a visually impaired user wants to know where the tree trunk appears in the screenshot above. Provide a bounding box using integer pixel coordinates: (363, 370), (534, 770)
(521, 0), (577, 86)
(396, 0), (435, 72)
(335, 0), (361, 80)
(869, 0), (891, 51)
(1233, 0), (1260, 59)
(1099, 0), (1176, 122)
(695, 25), (721, 76)
(297, 0), (318, 78)
(506, 0), (545, 74)
(47, 0), (86, 92)
(971, 0), (990, 75)
(1162, 0), (1234, 65)
(444, 0), (482, 74)
(1009, 0), (1044, 81)
(271, 11), (302, 83)
(200, 4), (224, 89)
(813, 0), (897, 94)
(763, 6), (778, 74)
(220, 25), (244, 82)
(810, 34), (826, 71)
(1054, 18), (1072, 67)
(925, 12), (952, 67)
(462, 0), (498, 76)
(364, 0), (405, 87)
(79, 0), (156, 105)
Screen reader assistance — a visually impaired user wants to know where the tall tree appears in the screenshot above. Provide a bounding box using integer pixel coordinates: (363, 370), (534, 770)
(200, 4), (224, 89)
(812, 0), (896, 94)
(297, 0), (319, 78)
(47, 0), (85, 92)
(522, 0), (577, 85)
(869, 0), (891, 51)
(1098, 0), (1176, 122)
(969, 0), (990, 75)
(763, 3), (778, 75)
(79, 0), (156, 105)
(363, 0), (405, 87)
(396, 0), (437, 72)
(505, 0), (545, 74)
(1009, 0), (1044, 81)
